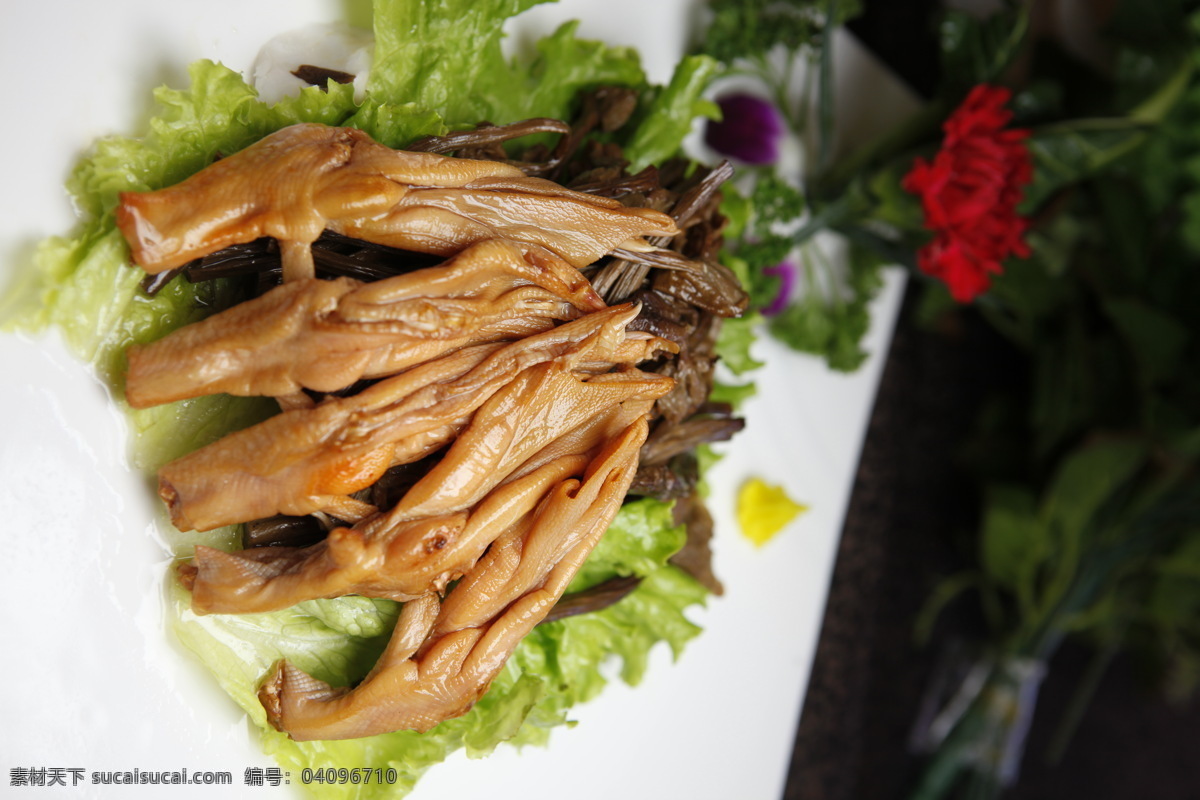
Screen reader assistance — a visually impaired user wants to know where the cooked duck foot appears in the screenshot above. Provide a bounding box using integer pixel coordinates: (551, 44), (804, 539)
(156, 305), (672, 532)
(117, 123), (678, 275)
(125, 239), (605, 408)
(184, 453), (589, 614)
(259, 419), (646, 740)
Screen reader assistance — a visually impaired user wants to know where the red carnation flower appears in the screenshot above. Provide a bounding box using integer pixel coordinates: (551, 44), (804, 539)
(903, 85), (1033, 302)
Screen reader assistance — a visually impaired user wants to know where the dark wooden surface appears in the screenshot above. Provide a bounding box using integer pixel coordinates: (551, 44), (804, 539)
(784, 278), (1200, 799)
(765, 4), (1200, 795)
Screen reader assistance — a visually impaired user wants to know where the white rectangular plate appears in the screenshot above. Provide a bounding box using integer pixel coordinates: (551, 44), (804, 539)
(0, 2), (915, 798)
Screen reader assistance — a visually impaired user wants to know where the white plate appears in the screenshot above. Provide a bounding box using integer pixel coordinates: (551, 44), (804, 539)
(0, 2), (916, 798)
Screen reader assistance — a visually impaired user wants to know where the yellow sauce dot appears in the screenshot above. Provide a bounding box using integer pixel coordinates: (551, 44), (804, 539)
(737, 477), (808, 547)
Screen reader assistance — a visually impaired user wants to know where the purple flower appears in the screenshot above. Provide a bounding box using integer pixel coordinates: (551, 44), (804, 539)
(761, 262), (796, 316)
(704, 93), (786, 165)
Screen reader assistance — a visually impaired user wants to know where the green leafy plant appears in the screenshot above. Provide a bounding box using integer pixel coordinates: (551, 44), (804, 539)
(696, 0), (896, 371)
(893, 3), (1200, 797)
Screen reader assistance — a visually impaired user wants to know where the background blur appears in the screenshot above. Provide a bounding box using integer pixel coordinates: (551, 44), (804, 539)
(786, 1), (1200, 797)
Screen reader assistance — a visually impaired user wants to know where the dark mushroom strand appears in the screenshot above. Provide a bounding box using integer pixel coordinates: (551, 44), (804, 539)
(291, 64), (356, 86)
(541, 575), (644, 624)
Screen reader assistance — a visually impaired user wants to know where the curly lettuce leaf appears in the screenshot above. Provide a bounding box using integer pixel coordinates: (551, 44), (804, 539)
(370, 0), (548, 122)
(370, 0), (645, 129)
(624, 54), (721, 171)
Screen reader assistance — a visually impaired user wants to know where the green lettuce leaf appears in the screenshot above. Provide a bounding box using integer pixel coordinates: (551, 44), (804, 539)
(370, 0), (645, 130)
(624, 55), (721, 171)
(715, 313), (765, 376)
(370, 0), (548, 123)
